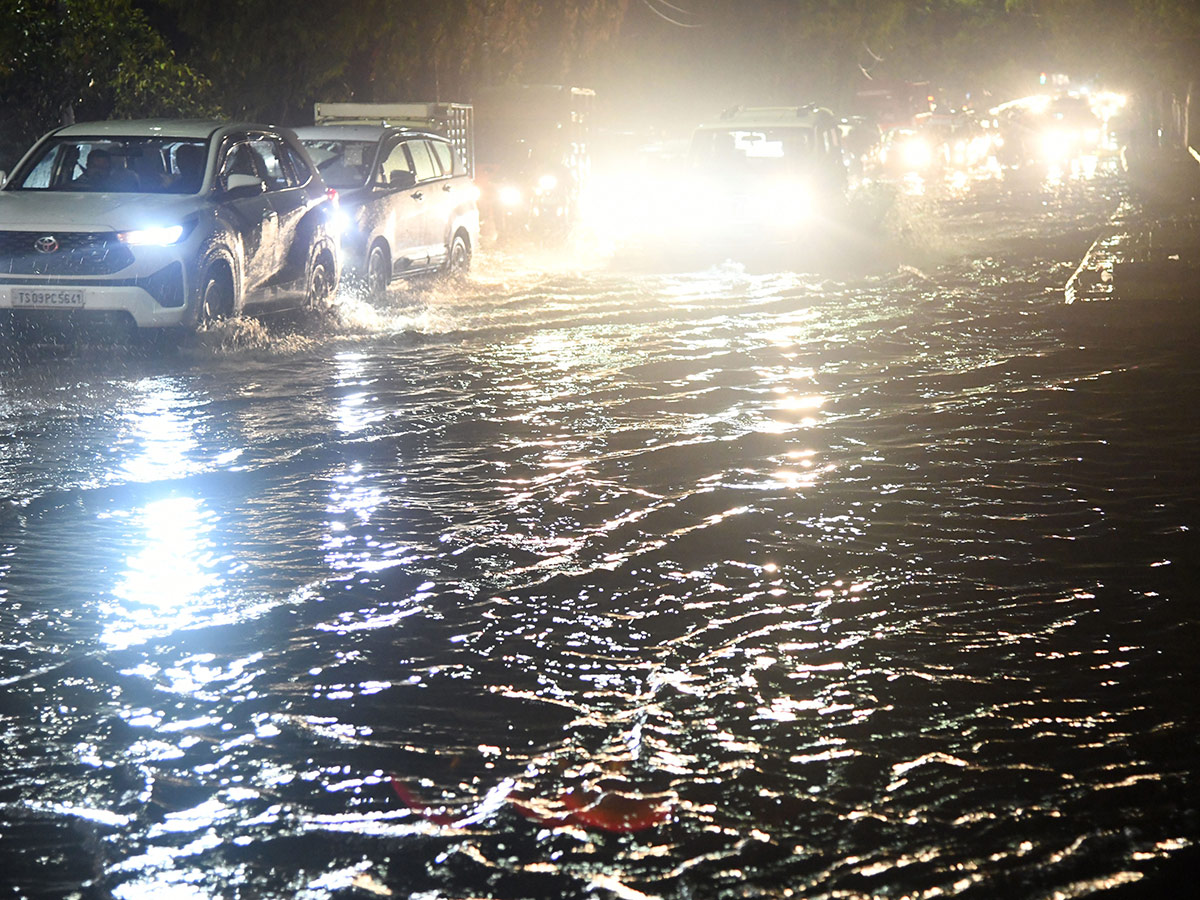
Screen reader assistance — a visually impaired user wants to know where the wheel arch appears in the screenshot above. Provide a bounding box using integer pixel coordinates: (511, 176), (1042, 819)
(305, 236), (340, 308)
(195, 248), (241, 324)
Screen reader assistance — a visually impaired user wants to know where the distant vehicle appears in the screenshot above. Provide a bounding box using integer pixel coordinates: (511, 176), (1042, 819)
(839, 115), (884, 180)
(295, 123), (479, 300)
(1038, 95), (1104, 160)
(853, 79), (933, 131)
(991, 94), (1104, 166)
(0, 119), (340, 334)
(595, 105), (850, 259)
(878, 110), (992, 178)
(671, 105), (849, 247)
(878, 126), (939, 176)
(473, 84), (595, 242)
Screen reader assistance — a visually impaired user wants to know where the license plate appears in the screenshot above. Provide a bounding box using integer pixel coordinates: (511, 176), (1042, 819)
(11, 289), (85, 308)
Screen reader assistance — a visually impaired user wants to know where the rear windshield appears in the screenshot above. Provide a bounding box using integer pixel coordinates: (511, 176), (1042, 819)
(690, 127), (814, 173)
(302, 139), (379, 189)
(10, 136), (211, 194)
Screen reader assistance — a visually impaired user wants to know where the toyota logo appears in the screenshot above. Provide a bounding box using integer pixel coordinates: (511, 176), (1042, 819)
(34, 235), (60, 254)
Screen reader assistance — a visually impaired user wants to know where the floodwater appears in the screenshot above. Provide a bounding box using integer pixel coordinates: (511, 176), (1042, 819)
(1, 167), (1197, 899)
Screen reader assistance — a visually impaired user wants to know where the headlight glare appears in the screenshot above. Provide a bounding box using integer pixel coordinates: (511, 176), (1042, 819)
(498, 185), (523, 208)
(118, 224), (187, 246)
(328, 208), (352, 238)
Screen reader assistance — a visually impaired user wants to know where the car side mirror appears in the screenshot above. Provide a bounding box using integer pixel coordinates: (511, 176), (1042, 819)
(224, 173), (265, 197)
(389, 170), (416, 190)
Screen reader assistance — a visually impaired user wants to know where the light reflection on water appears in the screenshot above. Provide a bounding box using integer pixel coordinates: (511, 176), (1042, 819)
(106, 496), (222, 648)
(0, 167), (1197, 898)
(116, 378), (207, 484)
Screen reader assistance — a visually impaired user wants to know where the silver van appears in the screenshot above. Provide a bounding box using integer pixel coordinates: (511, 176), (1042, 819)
(294, 125), (479, 300)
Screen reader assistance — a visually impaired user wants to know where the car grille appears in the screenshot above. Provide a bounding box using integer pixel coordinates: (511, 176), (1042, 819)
(0, 230), (135, 276)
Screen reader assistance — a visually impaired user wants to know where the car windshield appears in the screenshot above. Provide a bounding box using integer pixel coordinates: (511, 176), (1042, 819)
(302, 139), (378, 189)
(690, 127), (814, 174)
(9, 136), (211, 194)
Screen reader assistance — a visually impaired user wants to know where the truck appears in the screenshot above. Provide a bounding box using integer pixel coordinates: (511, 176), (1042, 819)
(470, 84), (595, 242)
(312, 101), (475, 178)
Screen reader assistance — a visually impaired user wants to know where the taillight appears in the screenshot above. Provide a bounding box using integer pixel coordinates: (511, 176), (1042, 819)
(325, 187), (339, 206)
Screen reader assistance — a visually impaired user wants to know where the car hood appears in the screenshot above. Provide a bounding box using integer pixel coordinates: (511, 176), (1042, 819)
(0, 191), (203, 232)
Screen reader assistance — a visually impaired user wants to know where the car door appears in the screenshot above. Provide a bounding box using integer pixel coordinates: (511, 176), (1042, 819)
(404, 139), (445, 266)
(216, 137), (277, 293)
(423, 138), (462, 266)
(375, 138), (427, 272)
(250, 133), (308, 284)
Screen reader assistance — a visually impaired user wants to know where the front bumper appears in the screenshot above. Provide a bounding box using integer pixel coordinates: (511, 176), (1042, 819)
(0, 263), (190, 328)
(0, 235), (197, 328)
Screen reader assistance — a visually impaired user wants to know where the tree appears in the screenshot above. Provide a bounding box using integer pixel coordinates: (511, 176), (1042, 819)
(149, 0), (364, 122)
(0, 0), (218, 167)
(332, 0), (632, 104)
(1005, 0), (1200, 143)
(146, 0), (630, 122)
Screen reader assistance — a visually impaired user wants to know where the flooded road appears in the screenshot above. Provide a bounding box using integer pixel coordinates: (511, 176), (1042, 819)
(1, 167), (1197, 899)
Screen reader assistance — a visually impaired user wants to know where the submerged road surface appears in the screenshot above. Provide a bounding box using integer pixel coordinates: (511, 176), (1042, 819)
(1, 164), (1197, 899)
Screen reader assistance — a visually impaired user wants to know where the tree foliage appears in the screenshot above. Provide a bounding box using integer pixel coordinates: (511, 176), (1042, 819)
(146, 0), (631, 121)
(0, 0), (218, 165)
(1004, 0), (1200, 94)
(3, 0), (1198, 168)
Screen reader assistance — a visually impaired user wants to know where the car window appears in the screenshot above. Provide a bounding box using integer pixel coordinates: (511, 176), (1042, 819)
(249, 138), (289, 191)
(819, 126), (840, 158)
(379, 141), (413, 186)
(303, 139), (375, 189)
(18, 151), (57, 189)
(690, 127), (814, 174)
(428, 140), (454, 177)
(406, 140), (439, 183)
(221, 142), (263, 180)
(165, 142), (208, 193)
(282, 142), (312, 187)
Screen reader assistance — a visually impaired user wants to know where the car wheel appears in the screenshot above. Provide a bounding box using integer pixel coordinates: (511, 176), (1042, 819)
(198, 267), (234, 327)
(366, 242), (389, 301)
(306, 249), (336, 310)
(444, 231), (470, 279)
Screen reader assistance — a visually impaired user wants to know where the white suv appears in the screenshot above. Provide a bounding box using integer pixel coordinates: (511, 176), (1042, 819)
(0, 119), (340, 334)
(294, 124), (479, 300)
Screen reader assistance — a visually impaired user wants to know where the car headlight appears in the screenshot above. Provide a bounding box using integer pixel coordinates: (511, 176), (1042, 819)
(900, 137), (933, 170)
(778, 181), (813, 222)
(498, 184), (523, 208)
(1041, 130), (1072, 160)
(536, 173), (558, 193)
(117, 224), (188, 246)
(328, 208), (352, 238)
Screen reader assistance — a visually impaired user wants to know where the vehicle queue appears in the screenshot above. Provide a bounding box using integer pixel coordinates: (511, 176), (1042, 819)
(0, 86), (1124, 339)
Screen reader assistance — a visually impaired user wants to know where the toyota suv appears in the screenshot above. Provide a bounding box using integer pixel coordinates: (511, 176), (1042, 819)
(294, 124), (479, 300)
(0, 119), (340, 334)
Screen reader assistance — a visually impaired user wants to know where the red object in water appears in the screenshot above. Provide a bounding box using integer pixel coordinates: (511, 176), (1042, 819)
(390, 778), (669, 833)
(556, 787), (670, 832)
(390, 778), (462, 826)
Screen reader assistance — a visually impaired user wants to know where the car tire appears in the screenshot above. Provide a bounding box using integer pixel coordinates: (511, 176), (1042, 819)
(198, 266), (234, 327)
(366, 242), (389, 301)
(306, 248), (336, 311)
(443, 231), (470, 279)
